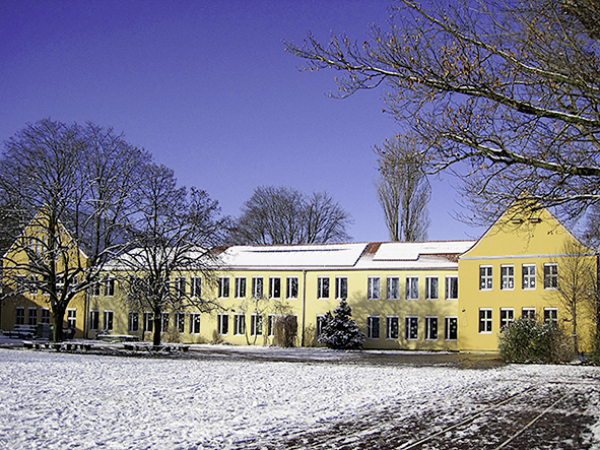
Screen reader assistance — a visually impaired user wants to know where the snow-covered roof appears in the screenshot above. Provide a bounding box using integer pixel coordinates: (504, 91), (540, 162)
(372, 241), (476, 261)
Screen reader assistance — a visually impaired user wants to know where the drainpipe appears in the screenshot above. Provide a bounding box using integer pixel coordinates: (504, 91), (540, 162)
(301, 269), (307, 347)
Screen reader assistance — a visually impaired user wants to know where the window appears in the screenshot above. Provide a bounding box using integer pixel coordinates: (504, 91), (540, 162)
(315, 315), (326, 337)
(218, 314), (229, 335)
(89, 310), (100, 330)
(161, 313), (169, 333)
(286, 277), (298, 299)
(252, 277), (264, 298)
(445, 276), (458, 300)
(175, 277), (186, 297)
(91, 282), (101, 297)
(387, 277), (400, 300)
(28, 308), (37, 326)
(479, 266), (493, 290)
(41, 309), (50, 324)
(522, 264), (536, 289)
(406, 277), (419, 300)
(128, 312), (139, 332)
(544, 308), (558, 324)
(426, 277), (439, 300)
(144, 312), (153, 332)
(367, 277), (380, 300)
(175, 312), (185, 333)
(522, 307), (536, 319)
(445, 317), (458, 341)
(235, 277), (246, 298)
(104, 278), (115, 296)
(500, 265), (514, 290)
(425, 317), (438, 340)
(218, 277), (230, 298)
(16, 276), (26, 294)
(28, 276), (38, 294)
(15, 307), (24, 325)
(191, 277), (202, 298)
(189, 313), (201, 334)
(67, 309), (77, 329)
(544, 264), (558, 289)
(251, 314), (263, 336)
(234, 314), (246, 335)
(268, 314), (277, 337)
(367, 316), (380, 339)
(335, 276), (348, 300)
(500, 308), (514, 329)
(405, 317), (418, 340)
(479, 309), (492, 333)
(386, 316), (399, 339)
(269, 277), (281, 299)
(317, 277), (330, 299)
(104, 311), (114, 331)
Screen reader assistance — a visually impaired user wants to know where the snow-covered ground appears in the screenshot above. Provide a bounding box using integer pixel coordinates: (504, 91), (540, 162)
(0, 346), (599, 449)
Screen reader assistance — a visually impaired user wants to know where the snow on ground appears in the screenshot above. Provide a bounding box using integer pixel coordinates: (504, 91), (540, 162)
(0, 347), (599, 449)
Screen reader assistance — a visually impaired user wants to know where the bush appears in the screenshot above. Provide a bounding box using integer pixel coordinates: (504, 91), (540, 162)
(318, 299), (366, 350)
(274, 315), (298, 347)
(499, 318), (572, 363)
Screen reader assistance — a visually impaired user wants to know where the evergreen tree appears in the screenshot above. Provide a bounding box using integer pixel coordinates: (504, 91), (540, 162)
(318, 299), (366, 350)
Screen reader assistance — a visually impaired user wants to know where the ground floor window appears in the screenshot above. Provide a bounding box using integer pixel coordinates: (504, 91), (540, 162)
(218, 314), (229, 335)
(386, 316), (399, 340)
(189, 313), (201, 334)
(544, 308), (558, 324)
(90, 310), (100, 330)
(144, 312), (153, 333)
(67, 309), (77, 329)
(175, 312), (185, 333)
(128, 312), (139, 332)
(316, 315), (326, 337)
(104, 310), (114, 331)
(405, 316), (418, 340)
(425, 317), (438, 340)
(234, 314), (246, 335)
(251, 314), (263, 336)
(15, 307), (24, 325)
(160, 313), (169, 333)
(479, 309), (492, 333)
(28, 308), (37, 326)
(522, 307), (536, 319)
(500, 308), (514, 329)
(367, 316), (380, 339)
(444, 317), (458, 341)
(41, 309), (50, 325)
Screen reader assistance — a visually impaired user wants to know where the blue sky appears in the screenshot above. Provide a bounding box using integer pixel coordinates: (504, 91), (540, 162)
(0, 0), (485, 242)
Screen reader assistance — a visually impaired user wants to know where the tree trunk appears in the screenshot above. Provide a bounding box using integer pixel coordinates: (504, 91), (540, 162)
(153, 310), (162, 347)
(52, 306), (66, 343)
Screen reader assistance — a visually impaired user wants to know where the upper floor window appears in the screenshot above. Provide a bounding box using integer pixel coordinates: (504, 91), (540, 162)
(104, 278), (115, 297)
(445, 276), (458, 300)
(500, 265), (514, 290)
(191, 276), (202, 298)
(175, 277), (186, 298)
(252, 277), (264, 298)
(479, 266), (493, 290)
(406, 277), (419, 300)
(425, 277), (439, 300)
(522, 264), (536, 289)
(544, 264), (558, 289)
(335, 276), (348, 300)
(367, 277), (380, 300)
(235, 277), (246, 298)
(218, 277), (230, 298)
(286, 277), (298, 299)
(269, 277), (281, 299)
(317, 276), (329, 299)
(387, 277), (400, 300)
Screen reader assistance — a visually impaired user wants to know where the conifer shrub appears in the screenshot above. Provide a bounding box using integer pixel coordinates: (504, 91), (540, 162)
(318, 299), (366, 350)
(499, 318), (572, 363)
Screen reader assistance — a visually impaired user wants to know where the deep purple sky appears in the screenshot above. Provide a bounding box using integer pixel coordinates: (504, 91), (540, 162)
(0, 0), (485, 242)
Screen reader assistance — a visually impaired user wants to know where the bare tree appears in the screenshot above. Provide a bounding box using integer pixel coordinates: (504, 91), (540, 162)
(228, 186), (351, 245)
(375, 135), (430, 241)
(286, 0), (600, 222)
(0, 119), (149, 341)
(115, 164), (224, 346)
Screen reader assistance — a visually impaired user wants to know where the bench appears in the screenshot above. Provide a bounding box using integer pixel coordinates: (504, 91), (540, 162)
(6, 325), (36, 339)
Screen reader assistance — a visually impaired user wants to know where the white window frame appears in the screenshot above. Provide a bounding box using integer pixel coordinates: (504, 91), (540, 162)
(479, 308), (493, 333)
(386, 316), (399, 340)
(67, 309), (77, 329)
(335, 276), (348, 300)
(174, 312), (185, 333)
(89, 310), (100, 330)
(160, 312), (169, 333)
(251, 314), (263, 336)
(189, 313), (201, 334)
(252, 277), (264, 299)
(235, 277), (246, 298)
(522, 264), (536, 290)
(367, 276), (381, 300)
(103, 310), (114, 331)
(445, 276), (458, 300)
(104, 278), (115, 297)
(218, 277), (230, 298)
(444, 316), (458, 341)
(218, 313), (229, 335)
(544, 263), (558, 289)
(286, 277), (298, 299)
(234, 314), (246, 335)
(425, 316), (438, 340)
(268, 314), (277, 337)
(500, 265), (515, 290)
(479, 266), (493, 290)
(406, 276), (419, 300)
(175, 277), (186, 298)
(269, 277), (281, 299)
(191, 276), (202, 298)
(366, 316), (380, 339)
(405, 316), (419, 340)
(500, 308), (514, 329)
(387, 276), (400, 300)
(128, 311), (139, 332)
(317, 276), (330, 299)
(544, 308), (558, 324)
(425, 277), (439, 300)
(143, 312), (153, 332)
(522, 307), (536, 319)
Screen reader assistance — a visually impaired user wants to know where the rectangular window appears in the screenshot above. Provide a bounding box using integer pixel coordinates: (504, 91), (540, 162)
(286, 277), (298, 299)
(104, 278), (115, 297)
(335, 276), (348, 300)
(235, 277), (246, 298)
(28, 276), (38, 295)
(218, 277), (230, 298)
(174, 312), (185, 333)
(89, 310), (100, 330)
(367, 316), (380, 339)
(189, 313), (201, 334)
(386, 316), (399, 340)
(67, 309), (77, 329)
(316, 315), (326, 337)
(252, 277), (264, 298)
(144, 312), (153, 332)
(445, 276), (458, 300)
(128, 312), (139, 332)
(426, 277), (439, 300)
(28, 308), (37, 326)
(522, 307), (536, 319)
(522, 264), (536, 290)
(191, 277), (202, 298)
(268, 314), (277, 337)
(405, 316), (419, 340)
(368, 277), (381, 300)
(91, 281), (101, 297)
(501, 265), (514, 290)
(317, 277), (330, 299)
(445, 317), (458, 340)
(160, 313), (169, 333)
(425, 317), (438, 340)
(251, 314), (263, 336)
(41, 309), (50, 324)
(544, 308), (558, 324)
(104, 311), (114, 331)
(234, 314), (246, 335)
(269, 277), (281, 299)
(480, 266), (493, 290)
(176, 277), (186, 297)
(406, 277), (419, 300)
(544, 264), (558, 289)
(387, 277), (400, 300)
(500, 308), (514, 329)
(16, 276), (26, 294)
(15, 307), (24, 325)
(479, 308), (492, 333)
(218, 313), (229, 335)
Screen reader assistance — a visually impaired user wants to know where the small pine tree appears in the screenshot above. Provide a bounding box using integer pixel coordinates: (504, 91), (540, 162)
(318, 299), (366, 350)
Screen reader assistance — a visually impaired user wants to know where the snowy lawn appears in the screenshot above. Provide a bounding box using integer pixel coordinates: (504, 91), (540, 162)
(0, 347), (599, 449)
